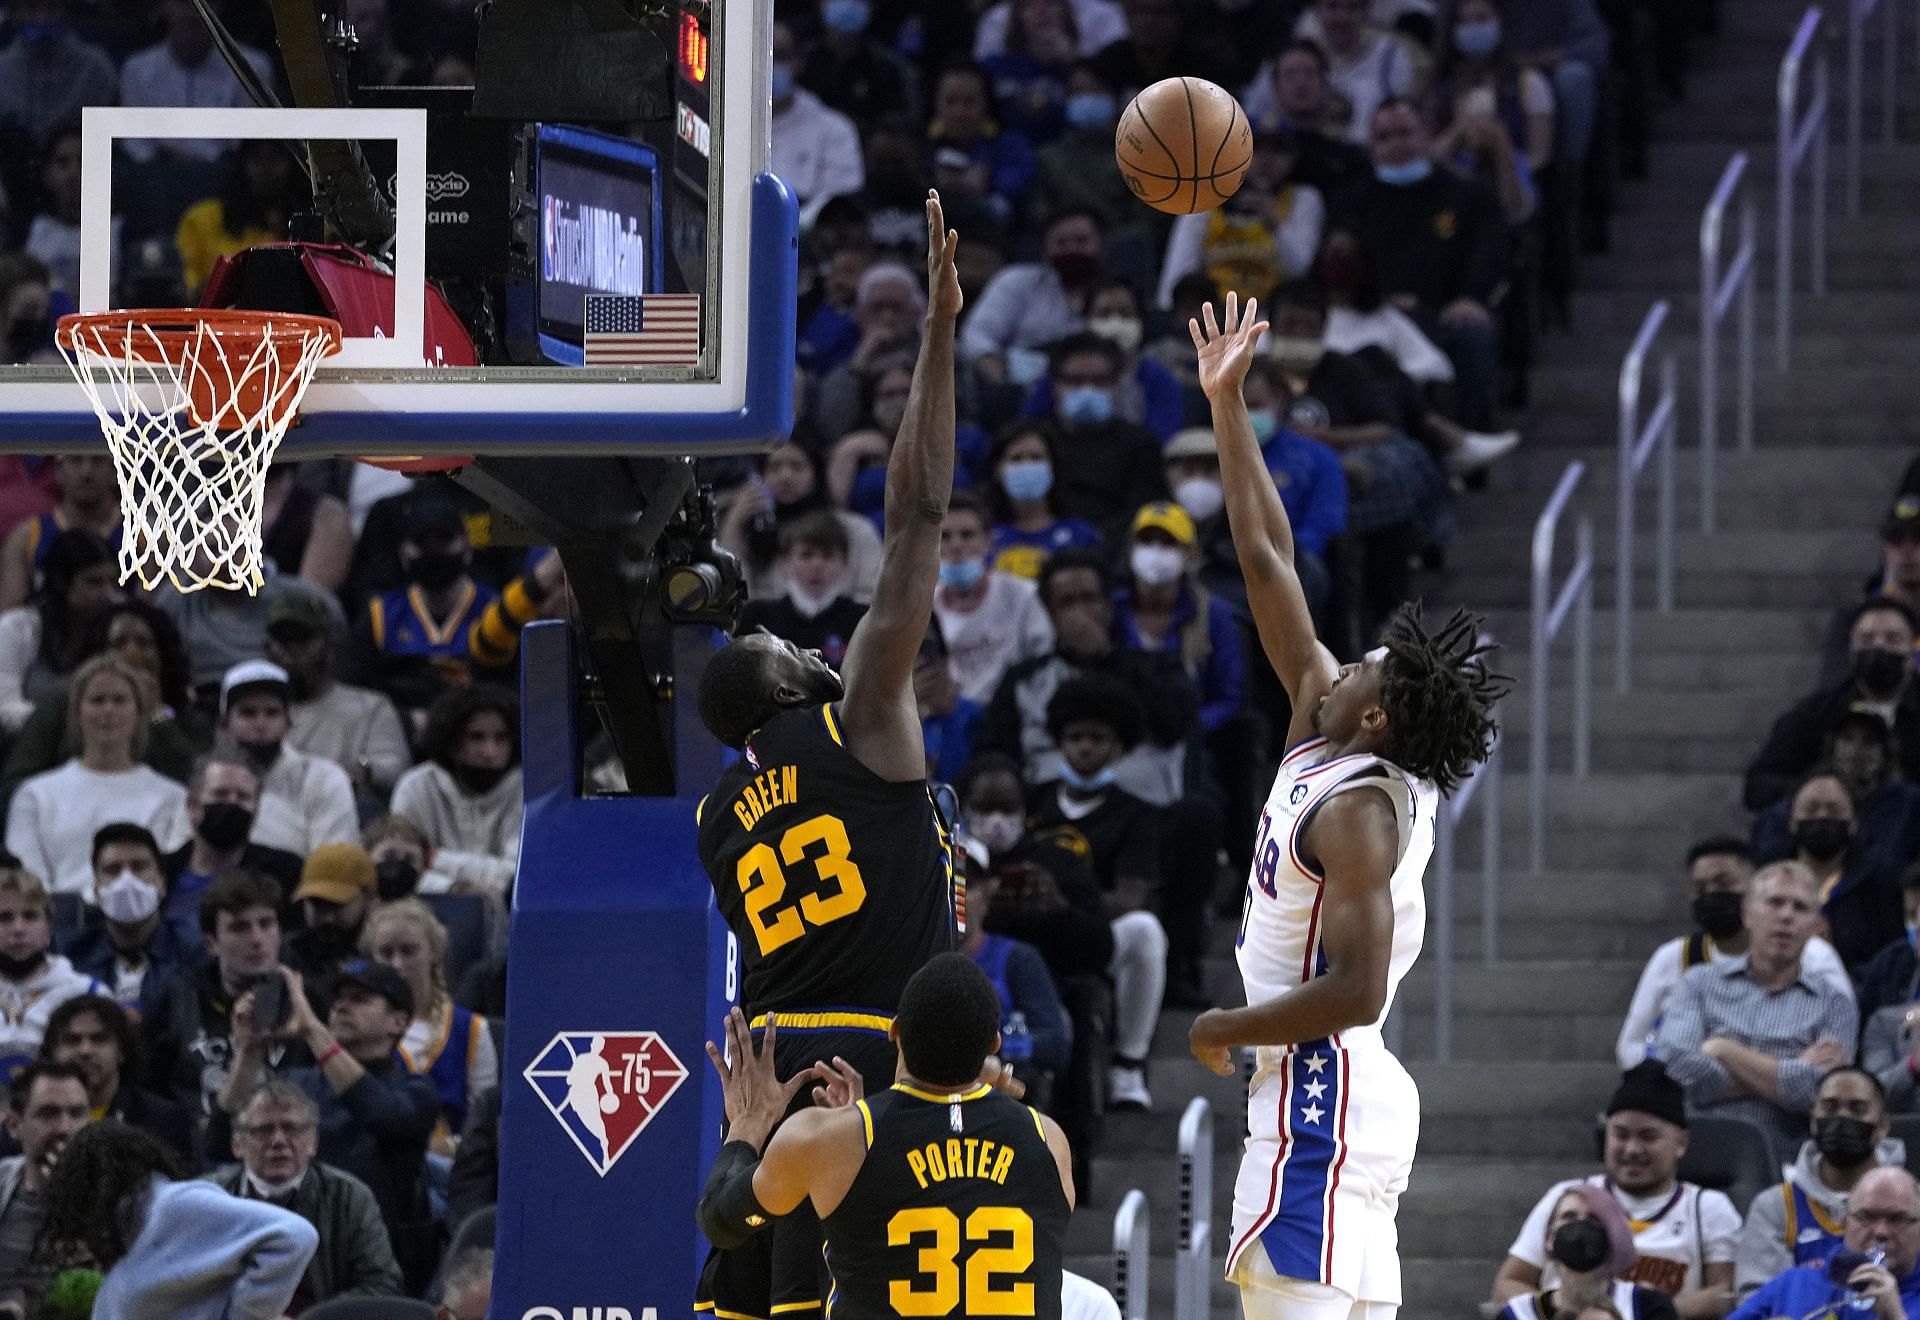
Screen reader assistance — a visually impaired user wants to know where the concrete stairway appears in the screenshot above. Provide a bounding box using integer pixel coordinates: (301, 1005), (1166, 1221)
(1061, 2), (1920, 1315)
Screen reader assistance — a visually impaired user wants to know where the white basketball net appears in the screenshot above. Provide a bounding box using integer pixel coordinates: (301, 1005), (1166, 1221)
(56, 315), (339, 595)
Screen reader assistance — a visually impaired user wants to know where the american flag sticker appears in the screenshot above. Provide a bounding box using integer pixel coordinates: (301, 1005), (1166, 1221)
(583, 293), (701, 366)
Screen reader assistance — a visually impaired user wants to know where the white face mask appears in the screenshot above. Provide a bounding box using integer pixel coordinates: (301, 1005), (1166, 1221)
(96, 870), (160, 925)
(786, 580), (842, 618)
(243, 1167), (306, 1200)
(1087, 315), (1143, 354)
(1173, 477), (1224, 522)
(1130, 543), (1188, 586)
(968, 811), (1024, 855)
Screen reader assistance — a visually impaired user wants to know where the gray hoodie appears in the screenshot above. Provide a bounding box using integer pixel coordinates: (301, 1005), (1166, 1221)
(1735, 1136), (1907, 1293)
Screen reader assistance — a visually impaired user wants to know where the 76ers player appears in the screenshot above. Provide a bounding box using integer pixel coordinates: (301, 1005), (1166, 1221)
(1186, 293), (1508, 1320)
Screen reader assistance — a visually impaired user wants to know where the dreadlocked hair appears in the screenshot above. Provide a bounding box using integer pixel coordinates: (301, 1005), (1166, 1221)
(33, 1121), (184, 1275)
(1375, 604), (1512, 796)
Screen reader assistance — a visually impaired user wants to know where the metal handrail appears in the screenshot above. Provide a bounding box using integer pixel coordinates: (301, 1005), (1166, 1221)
(1845, 0), (1897, 215)
(1777, 8), (1831, 369)
(1175, 1099), (1214, 1320)
(1529, 463), (1594, 874)
(1615, 301), (1679, 693)
(1113, 1189), (1149, 1320)
(1699, 153), (1757, 533)
(1431, 709), (1503, 1060)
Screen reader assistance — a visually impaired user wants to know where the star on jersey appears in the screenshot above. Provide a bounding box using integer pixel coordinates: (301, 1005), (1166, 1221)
(1303, 1052), (1328, 1075)
(1303, 1079), (1327, 1100)
(1299, 1102), (1326, 1125)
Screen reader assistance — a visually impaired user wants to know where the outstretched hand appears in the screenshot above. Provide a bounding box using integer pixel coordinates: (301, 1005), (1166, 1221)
(1189, 292), (1270, 401)
(705, 1009), (810, 1150)
(926, 190), (963, 322)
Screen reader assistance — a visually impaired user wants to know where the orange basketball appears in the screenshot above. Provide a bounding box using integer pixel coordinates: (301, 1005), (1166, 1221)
(1114, 77), (1252, 215)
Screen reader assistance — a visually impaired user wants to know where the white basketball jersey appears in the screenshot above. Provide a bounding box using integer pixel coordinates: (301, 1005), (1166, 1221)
(1236, 737), (1434, 1022)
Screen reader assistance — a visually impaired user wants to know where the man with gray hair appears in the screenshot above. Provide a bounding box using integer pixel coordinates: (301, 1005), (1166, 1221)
(1727, 1166), (1920, 1319)
(436, 1247), (493, 1320)
(205, 1078), (403, 1310)
(1655, 861), (1860, 1160)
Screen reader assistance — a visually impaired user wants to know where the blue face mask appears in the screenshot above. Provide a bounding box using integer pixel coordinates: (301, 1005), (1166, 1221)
(1060, 762), (1117, 792)
(1247, 407), (1279, 442)
(1059, 386), (1113, 426)
(938, 557), (986, 590)
(1375, 158), (1433, 187)
(1064, 93), (1115, 130)
(1001, 459), (1054, 502)
(823, 0), (871, 32)
(1452, 19), (1501, 56)
(771, 65), (796, 101)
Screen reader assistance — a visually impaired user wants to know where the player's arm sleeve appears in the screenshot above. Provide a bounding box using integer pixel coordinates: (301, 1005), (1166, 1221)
(1650, 975), (1733, 1103)
(697, 1140), (779, 1249)
(1733, 1186), (1789, 1294)
(1616, 945), (1677, 1070)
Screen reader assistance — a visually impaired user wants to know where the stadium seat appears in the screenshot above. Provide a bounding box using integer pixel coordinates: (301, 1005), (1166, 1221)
(450, 1204), (496, 1258)
(1888, 1114), (1920, 1180)
(1676, 1115), (1782, 1214)
(424, 893), (489, 992)
(301, 1298), (434, 1320)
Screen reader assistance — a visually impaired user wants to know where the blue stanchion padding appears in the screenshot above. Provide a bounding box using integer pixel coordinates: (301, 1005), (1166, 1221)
(492, 621), (736, 1320)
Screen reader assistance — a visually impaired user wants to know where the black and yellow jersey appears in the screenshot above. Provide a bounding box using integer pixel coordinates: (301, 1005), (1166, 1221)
(697, 702), (957, 1020)
(822, 1082), (1069, 1319)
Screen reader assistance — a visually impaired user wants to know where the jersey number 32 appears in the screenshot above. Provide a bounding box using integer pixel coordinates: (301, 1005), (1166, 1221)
(736, 813), (869, 956)
(889, 1205), (1036, 1316)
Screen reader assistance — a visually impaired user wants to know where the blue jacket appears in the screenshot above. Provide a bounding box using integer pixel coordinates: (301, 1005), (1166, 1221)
(1261, 427), (1348, 557)
(61, 910), (204, 1020)
(922, 698), (984, 784)
(1729, 1260), (1920, 1320)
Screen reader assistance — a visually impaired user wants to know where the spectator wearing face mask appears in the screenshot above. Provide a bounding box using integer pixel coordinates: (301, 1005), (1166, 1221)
(1161, 427), (1249, 614)
(1157, 131), (1325, 313)
(962, 208), (1106, 387)
(1240, 360), (1346, 613)
(914, 622), (983, 783)
(734, 513), (869, 670)
(1031, 332), (1169, 538)
(1861, 896), (1920, 1111)
(933, 491), (1056, 706)
(717, 441), (883, 605)
(769, 19), (864, 229)
(1431, 0), (1555, 225)
(1735, 1067), (1905, 1293)
(64, 824), (198, 1022)
(1755, 598), (1920, 811)
(1497, 1184), (1679, 1320)
(263, 591), (409, 809)
(362, 816), (433, 905)
(1333, 97), (1506, 431)
(1027, 675), (1165, 1111)
(1113, 502), (1244, 735)
(958, 848), (1073, 1079)
(5, 656), (189, 896)
(1654, 862), (1858, 1161)
(798, 0), (912, 125)
(347, 489), (563, 731)
(1021, 281), (1184, 442)
(283, 845), (378, 986)
(985, 420), (1104, 581)
(214, 661), (357, 859)
(1754, 711), (1920, 875)
(0, 865), (97, 1083)
(1032, 63), (1142, 239)
(1820, 497), (1920, 688)
(1617, 837), (1852, 1072)
(162, 752), (302, 933)
(1783, 772), (1900, 972)
(1725, 1166), (1920, 1320)
(389, 686), (522, 900)
(1492, 1064), (1738, 1313)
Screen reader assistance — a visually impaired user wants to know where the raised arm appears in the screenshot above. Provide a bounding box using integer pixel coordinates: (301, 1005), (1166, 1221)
(838, 192), (962, 781)
(1191, 293), (1338, 725)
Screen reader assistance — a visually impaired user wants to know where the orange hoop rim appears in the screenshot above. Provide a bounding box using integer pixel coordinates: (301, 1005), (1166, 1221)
(55, 308), (345, 362)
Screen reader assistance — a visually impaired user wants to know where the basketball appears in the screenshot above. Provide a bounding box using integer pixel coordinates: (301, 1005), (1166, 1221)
(1114, 77), (1252, 215)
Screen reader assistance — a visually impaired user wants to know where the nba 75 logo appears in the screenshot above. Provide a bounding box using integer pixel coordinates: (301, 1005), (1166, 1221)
(524, 1032), (689, 1175)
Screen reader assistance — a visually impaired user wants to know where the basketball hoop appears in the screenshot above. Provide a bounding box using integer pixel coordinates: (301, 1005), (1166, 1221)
(55, 309), (343, 595)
